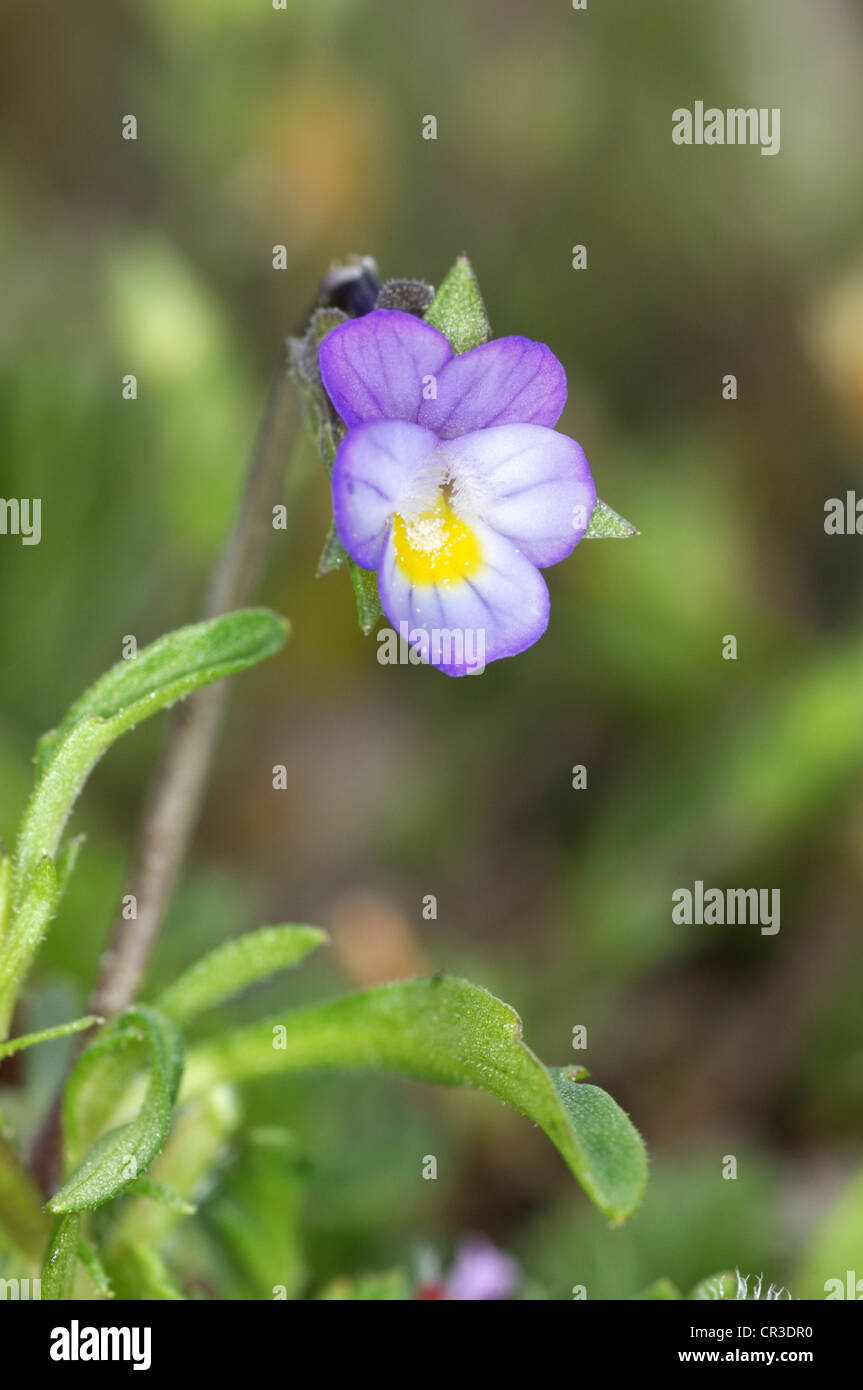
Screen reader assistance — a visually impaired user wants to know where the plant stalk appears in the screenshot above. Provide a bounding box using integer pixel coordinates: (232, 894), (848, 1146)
(29, 364), (302, 1191)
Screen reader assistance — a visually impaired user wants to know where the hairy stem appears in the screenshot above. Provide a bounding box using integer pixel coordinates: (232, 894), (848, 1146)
(94, 367), (300, 1015)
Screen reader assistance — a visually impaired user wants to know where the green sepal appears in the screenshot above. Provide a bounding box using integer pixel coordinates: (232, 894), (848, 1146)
(584, 498), (639, 538)
(425, 254), (491, 354)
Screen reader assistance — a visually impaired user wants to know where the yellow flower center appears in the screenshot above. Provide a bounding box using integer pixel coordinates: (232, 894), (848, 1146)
(392, 496), (481, 585)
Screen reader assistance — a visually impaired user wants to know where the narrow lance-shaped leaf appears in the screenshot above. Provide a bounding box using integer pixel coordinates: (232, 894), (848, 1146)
(18, 608), (288, 900)
(49, 1006), (184, 1214)
(206, 1128), (309, 1300)
(184, 976), (647, 1224)
(107, 1241), (185, 1301)
(41, 1213), (82, 1301)
(156, 925), (327, 1025)
(127, 1176), (196, 1215)
(61, 1021), (146, 1168)
(1, 610), (287, 1036)
(316, 520), (347, 577)
(36, 608), (289, 778)
(424, 254), (491, 354)
(0, 858), (56, 1037)
(65, 929), (325, 1221)
(108, 1087), (241, 1257)
(349, 563), (384, 636)
(55, 834), (85, 902)
(78, 1238), (114, 1300)
(0, 1014), (101, 1061)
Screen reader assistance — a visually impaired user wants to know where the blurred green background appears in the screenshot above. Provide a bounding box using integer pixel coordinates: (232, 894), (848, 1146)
(2, 0), (863, 1298)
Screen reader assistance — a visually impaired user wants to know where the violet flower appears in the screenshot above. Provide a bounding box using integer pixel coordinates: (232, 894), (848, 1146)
(444, 1235), (520, 1301)
(319, 309), (596, 676)
(414, 1236), (520, 1300)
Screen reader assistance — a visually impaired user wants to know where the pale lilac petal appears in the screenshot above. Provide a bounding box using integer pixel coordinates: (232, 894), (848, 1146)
(331, 421), (439, 569)
(319, 309), (453, 427)
(418, 336), (567, 438)
(377, 519), (550, 677)
(446, 1237), (520, 1301)
(443, 424), (596, 568)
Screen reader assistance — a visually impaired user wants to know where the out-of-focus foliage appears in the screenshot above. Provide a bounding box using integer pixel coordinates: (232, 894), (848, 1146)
(2, 0), (862, 1297)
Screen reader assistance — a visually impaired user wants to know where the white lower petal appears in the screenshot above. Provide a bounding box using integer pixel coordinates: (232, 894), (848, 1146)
(377, 520), (550, 677)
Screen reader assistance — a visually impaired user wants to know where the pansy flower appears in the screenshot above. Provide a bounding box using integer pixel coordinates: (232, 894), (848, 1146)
(319, 309), (596, 676)
(414, 1236), (520, 1300)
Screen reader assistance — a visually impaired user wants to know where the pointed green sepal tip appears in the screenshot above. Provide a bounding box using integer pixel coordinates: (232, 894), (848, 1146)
(584, 498), (639, 538)
(425, 254), (491, 355)
(350, 562), (384, 636)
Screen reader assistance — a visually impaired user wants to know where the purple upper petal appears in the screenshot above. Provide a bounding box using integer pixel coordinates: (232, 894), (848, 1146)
(319, 309), (453, 428)
(331, 419), (439, 570)
(442, 423), (596, 568)
(418, 336), (567, 439)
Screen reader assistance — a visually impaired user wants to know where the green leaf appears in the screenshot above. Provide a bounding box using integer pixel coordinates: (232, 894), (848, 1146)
(49, 1006), (184, 1213)
(107, 1240), (185, 1300)
(425, 254), (491, 354)
(156, 925), (327, 1025)
(0, 858), (57, 1037)
(78, 1238), (114, 1299)
(206, 1128), (309, 1299)
(62, 1021), (146, 1168)
(317, 1269), (411, 1300)
(34, 607), (288, 784)
(184, 976), (647, 1223)
(584, 498), (639, 538)
(108, 1087), (241, 1257)
(127, 1176), (196, 1215)
(2, 610), (287, 1034)
(316, 520), (348, 577)
(55, 834), (86, 902)
(41, 1213), (82, 1300)
(0, 1014), (101, 1061)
